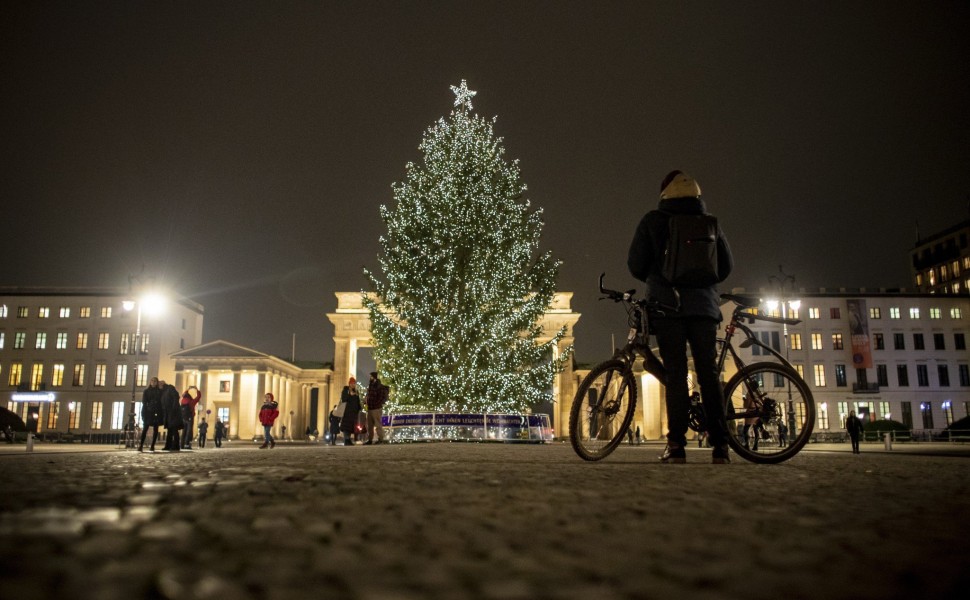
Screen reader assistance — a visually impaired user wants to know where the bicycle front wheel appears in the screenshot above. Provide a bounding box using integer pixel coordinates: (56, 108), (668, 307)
(723, 362), (815, 464)
(569, 359), (637, 461)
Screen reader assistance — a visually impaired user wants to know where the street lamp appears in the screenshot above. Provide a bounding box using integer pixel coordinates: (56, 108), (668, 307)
(766, 265), (800, 448)
(122, 273), (165, 449)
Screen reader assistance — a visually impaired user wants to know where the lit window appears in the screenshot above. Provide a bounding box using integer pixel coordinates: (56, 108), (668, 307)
(115, 365), (128, 387)
(111, 401), (125, 429)
(869, 307), (881, 319)
(56, 332), (68, 349)
(808, 307), (820, 319)
(8, 362), (23, 386)
(100, 307), (112, 318)
(69, 402), (80, 430)
(51, 364), (64, 387)
(35, 332), (47, 349)
(98, 332), (110, 350)
(811, 333), (823, 350)
(814, 364), (826, 387)
(909, 307), (920, 319)
(119, 333), (130, 355)
(0, 304), (7, 318)
(928, 270), (936, 286)
(94, 364), (107, 387)
(90, 402), (103, 430)
(790, 333), (802, 350)
(30, 363), (44, 390)
(73, 364), (85, 386)
(953, 261), (961, 277)
(46, 402), (59, 429)
(889, 307), (900, 319)
(942, 264), (950, 281)
(818, 402), (829, 429)
(59, 307), (70, 318)
(835, 364), (846, 386)
(929, 308), (941, 319)
(916, 273), (923, 286)
(38, 307), (50, 318)
(0, 332), (4, 349)
(952, 307), (963, 319)
(136, 364), (149, 387)
(76, 332), (88, 349)
(17, 306), (29, 318)
(793, 364), (804, 378)
(832, 333), (844, 350)
(789, 307), (800, 320)
(79, 307), (91, 318)
(14, 332), (26, 349)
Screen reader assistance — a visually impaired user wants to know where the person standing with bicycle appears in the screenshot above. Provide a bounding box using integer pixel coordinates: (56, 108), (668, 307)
(628, 170), (734, 464)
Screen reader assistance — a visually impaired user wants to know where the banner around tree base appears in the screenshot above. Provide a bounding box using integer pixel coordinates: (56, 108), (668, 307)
(380, 413), (553, 443)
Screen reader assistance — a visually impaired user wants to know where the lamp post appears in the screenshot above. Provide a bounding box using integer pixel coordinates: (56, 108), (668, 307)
(766, 265), (801, 448)
(122, 273), (164, 450)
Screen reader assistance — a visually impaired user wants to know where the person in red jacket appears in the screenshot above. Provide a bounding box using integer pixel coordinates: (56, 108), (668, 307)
(180, 386), (201, 450)
(258, 392), (280, 449)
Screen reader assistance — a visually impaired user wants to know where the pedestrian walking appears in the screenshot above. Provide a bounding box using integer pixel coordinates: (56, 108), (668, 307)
(328, 403), (342, 446)
(214, 419), (225, 447)
(258, 393), (279, 449)
(635, 425), (641, 446)
(339, 379), (362, 446)
(180, 386), (201, 450)
(138, 377), (163, 452)
(158, 379), (182, 451)
(197, 418), (208, 448)
(777, 422), (789, 447)
(846, 410), (864, 454)
(628, 169), (734, 464)
(363, 371), (388, 445)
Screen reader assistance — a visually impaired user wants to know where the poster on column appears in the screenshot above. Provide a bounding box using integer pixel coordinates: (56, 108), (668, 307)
(846, 299), (872, 368)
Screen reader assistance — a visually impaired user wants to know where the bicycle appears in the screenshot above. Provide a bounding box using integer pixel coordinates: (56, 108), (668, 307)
(569, 274), (815, 464)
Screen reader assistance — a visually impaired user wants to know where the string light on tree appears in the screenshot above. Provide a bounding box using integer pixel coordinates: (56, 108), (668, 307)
(364, 80), (571, 414)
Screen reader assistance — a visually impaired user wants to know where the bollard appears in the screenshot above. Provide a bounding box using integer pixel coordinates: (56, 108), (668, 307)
(884, 432), (892, 451)
(26, 432), (33, 453)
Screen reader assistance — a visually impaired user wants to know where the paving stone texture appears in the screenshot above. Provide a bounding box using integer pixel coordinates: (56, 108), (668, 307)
(1, 441), (968, 600)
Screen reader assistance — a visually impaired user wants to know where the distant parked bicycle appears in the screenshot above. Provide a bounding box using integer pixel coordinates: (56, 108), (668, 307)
(569, 274), (815, 464)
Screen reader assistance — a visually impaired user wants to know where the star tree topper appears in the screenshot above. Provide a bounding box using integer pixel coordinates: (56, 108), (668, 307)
(450, 80), (477, 110)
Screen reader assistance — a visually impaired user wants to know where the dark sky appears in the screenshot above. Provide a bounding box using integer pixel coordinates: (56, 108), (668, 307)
(2, 1), (968, 364)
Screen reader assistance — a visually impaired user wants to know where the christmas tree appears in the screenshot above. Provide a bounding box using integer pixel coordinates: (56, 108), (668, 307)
(364, 81), (570, 414)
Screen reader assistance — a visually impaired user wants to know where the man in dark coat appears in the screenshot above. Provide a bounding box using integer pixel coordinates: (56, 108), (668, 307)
(339, 381), (362, 446)
(363, 371), (389, 445)
(628, 170), (734, 464)
(158, 379), (182, 451)
(846, 410), (864, 454)
(138, 377), (163, 452)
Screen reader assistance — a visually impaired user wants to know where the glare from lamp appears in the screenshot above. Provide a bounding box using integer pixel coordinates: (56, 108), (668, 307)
(141, 293), (166, 315)
(766, 299), (779, 311)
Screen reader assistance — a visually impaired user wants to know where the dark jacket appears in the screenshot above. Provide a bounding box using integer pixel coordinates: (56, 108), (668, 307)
(365, 379), (389, 410)
(627, 196), (733, 321)
(846, 415), (864, 437)
(159, 384), (182, 429)
(339, 387), (363, 433)
(141, 385), (164, 427)
(214, 421), (226, 439)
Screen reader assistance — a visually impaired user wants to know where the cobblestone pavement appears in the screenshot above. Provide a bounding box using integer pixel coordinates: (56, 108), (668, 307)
(1, 442), (968, 600)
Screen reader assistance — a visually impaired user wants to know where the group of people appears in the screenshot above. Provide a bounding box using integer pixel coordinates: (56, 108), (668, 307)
(327, 372), (388, 446)
(138, 377), (227, 452)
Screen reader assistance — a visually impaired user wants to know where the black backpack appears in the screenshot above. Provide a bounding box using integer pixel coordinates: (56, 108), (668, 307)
(660, 212), (720, 288)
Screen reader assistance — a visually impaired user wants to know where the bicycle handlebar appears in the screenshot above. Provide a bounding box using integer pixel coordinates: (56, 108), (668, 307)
(597, 273), (679, 314)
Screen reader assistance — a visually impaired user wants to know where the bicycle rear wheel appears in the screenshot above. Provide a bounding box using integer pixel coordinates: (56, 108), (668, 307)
(569, 359), (637, 461)
(723, 362), (815, 464)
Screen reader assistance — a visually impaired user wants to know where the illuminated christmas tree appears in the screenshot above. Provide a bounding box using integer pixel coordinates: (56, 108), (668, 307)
(364, 81), (570, 414)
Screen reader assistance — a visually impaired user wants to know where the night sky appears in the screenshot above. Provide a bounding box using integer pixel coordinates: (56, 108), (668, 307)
(2, 1), (968, 365)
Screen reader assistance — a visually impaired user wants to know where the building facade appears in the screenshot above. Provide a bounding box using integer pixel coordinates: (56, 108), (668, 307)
(1, 287), (203, 438)
(911, 219), (970, 294)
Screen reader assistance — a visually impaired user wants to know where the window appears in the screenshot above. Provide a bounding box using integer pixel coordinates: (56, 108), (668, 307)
(901, 401), (913, 429)
(97, 332), (110, 350)
(877, 364), (889, 386)
(789, 307), (800, 320)
(115, 365), (128, 387)
(874, 333), (885, 350)
(14, 332), (26, 349)
(76, 332), (88, 349)
(59, 307), (70, 318)
(0, 332), (4, 349)
(217, 407), (230, 427)
(51, 364), (64, 387)
(111, 402), (125, 429)
(181, 318), (187, 330)
(879, 402), (890, 420)
(838, 402), (849, 428)
(832, 333), (844, 350)
(889, 307), (900, 319)
(869, 307), (881, 319)
(913, 334), (924, 350)
(916, 364), (929, 387)
(79, 307), (91, 318)
(814, 364), (826, 387)
(90, 402), (103, 430)
(830, 307), (841, 319)
(8, 362), (23, 386)
(35, 332), (47, 349)
(17, 306), (29, 318)
(30, 363), (43, 390)
(0, 305), (6, 318)
(835, 364), (847, 387)
(47, 402), (59, 430)
(56, 332), (68, 349)
(793, 364), (804, 378)
(938, 365), (950, 387)
(920, 402), (934, 429)
(943, 401), (954, 426)
(952, 307), (963, 319)
(929, 308), (941, 319)
(38, 307), (50, 318)
(897, 365), (909, 386)
(136, 364), (149, 387)
(94, 364), (107, 387)
(893, 333), (905, 350)
(119, 333), (130, 355)
(100, 306), (112, 318)
(818, 403), (829, 429)
(72, 364), (85, 386)
(959, 364), (970, 387)
(910, 307), (920, 319)
(811, 333), (823, 350)
(934, 333), (945, 350)
(808, 307), (820, 319)
(956, 333), (966, 350)
(790, 333), (802, 350)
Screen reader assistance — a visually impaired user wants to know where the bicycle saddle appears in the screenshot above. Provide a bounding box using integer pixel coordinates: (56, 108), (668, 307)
(721, 293), (760, 308)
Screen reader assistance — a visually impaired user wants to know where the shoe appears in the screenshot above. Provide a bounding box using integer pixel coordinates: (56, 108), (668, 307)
(712, 445), (731, 464)
(138, 446), (144, 453)
(374, 440), (383, 445)
(363, 441), (373, 446)
(659, 444), (686, 464)
(259, 442), (268, 449)
(270, 440), (275, 449)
